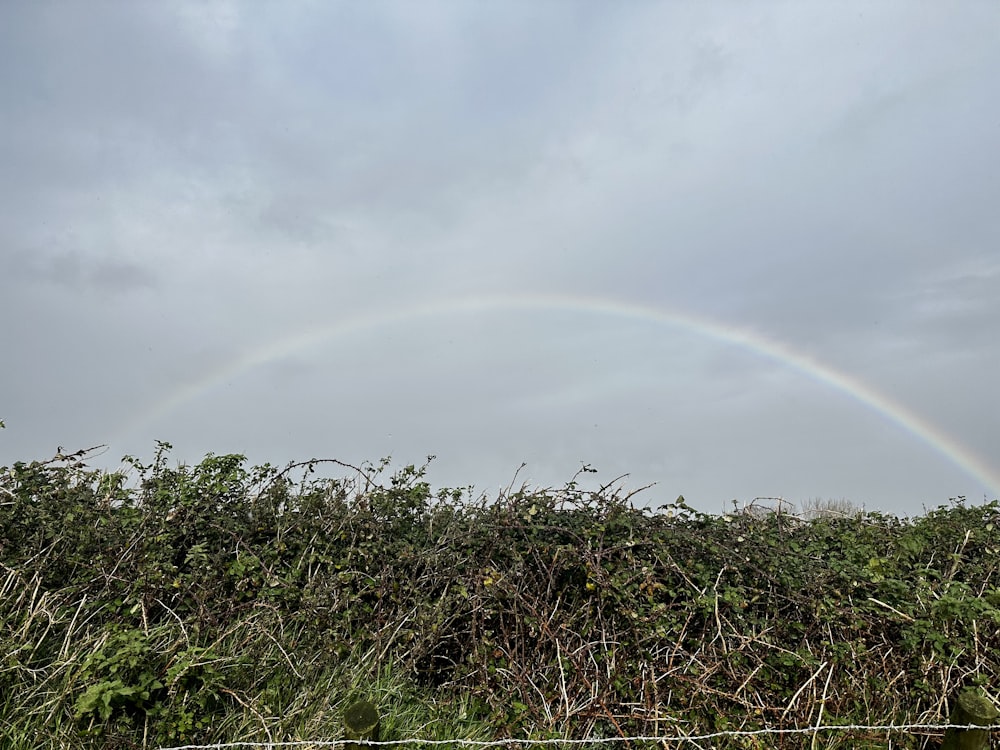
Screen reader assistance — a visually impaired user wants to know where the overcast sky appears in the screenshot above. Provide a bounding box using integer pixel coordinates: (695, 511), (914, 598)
(2, 2), (998, 515)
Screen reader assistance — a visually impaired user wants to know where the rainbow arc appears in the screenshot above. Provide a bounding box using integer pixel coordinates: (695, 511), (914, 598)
(112, 292), (1000, 498)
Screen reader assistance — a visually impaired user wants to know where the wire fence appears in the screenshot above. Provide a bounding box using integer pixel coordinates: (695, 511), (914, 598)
(157, 723), (1000, 750)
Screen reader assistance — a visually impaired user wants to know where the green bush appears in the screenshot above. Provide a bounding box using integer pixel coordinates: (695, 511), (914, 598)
(1, 445), (997, 749)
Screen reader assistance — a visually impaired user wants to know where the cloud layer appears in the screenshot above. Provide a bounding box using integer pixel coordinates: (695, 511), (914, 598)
(2, 2), (998, 513)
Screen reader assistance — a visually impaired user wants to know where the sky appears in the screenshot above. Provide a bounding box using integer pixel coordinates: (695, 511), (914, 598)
(1, 2), (998, 516)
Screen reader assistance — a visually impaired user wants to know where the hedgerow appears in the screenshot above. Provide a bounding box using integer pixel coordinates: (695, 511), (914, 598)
(1, 444), (997, 749)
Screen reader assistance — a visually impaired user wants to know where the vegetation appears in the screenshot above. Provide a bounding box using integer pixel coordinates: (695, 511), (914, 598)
(1, 443), (998, 749)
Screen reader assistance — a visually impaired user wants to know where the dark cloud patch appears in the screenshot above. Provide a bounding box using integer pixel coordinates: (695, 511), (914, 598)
(3, 249), (156, 295)
(89, 256), (158, 294)
(884, 258), (1000, 353)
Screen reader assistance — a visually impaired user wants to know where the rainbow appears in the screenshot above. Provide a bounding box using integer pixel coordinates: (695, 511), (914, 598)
(113, 292), (1000, 497)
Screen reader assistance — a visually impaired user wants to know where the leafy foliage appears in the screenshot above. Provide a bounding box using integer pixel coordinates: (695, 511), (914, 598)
(1, 445), (998, 749)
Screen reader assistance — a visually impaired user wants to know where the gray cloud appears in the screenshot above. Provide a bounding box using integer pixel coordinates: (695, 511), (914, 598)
(1, 1), (998, 512)
(4, 249), (157, 295)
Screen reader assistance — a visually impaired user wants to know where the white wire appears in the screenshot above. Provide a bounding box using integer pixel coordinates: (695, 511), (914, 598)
(157, 723), (1000, 750)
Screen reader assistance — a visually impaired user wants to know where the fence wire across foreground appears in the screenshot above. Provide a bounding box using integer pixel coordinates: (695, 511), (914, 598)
(157, 723), (1000, 750)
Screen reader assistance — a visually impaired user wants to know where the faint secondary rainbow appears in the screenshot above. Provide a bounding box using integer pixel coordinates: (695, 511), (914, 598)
(114, 292), (1000, 496)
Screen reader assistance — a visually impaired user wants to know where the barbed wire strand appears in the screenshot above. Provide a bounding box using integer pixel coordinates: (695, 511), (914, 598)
(158, 723), (1000, 750)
